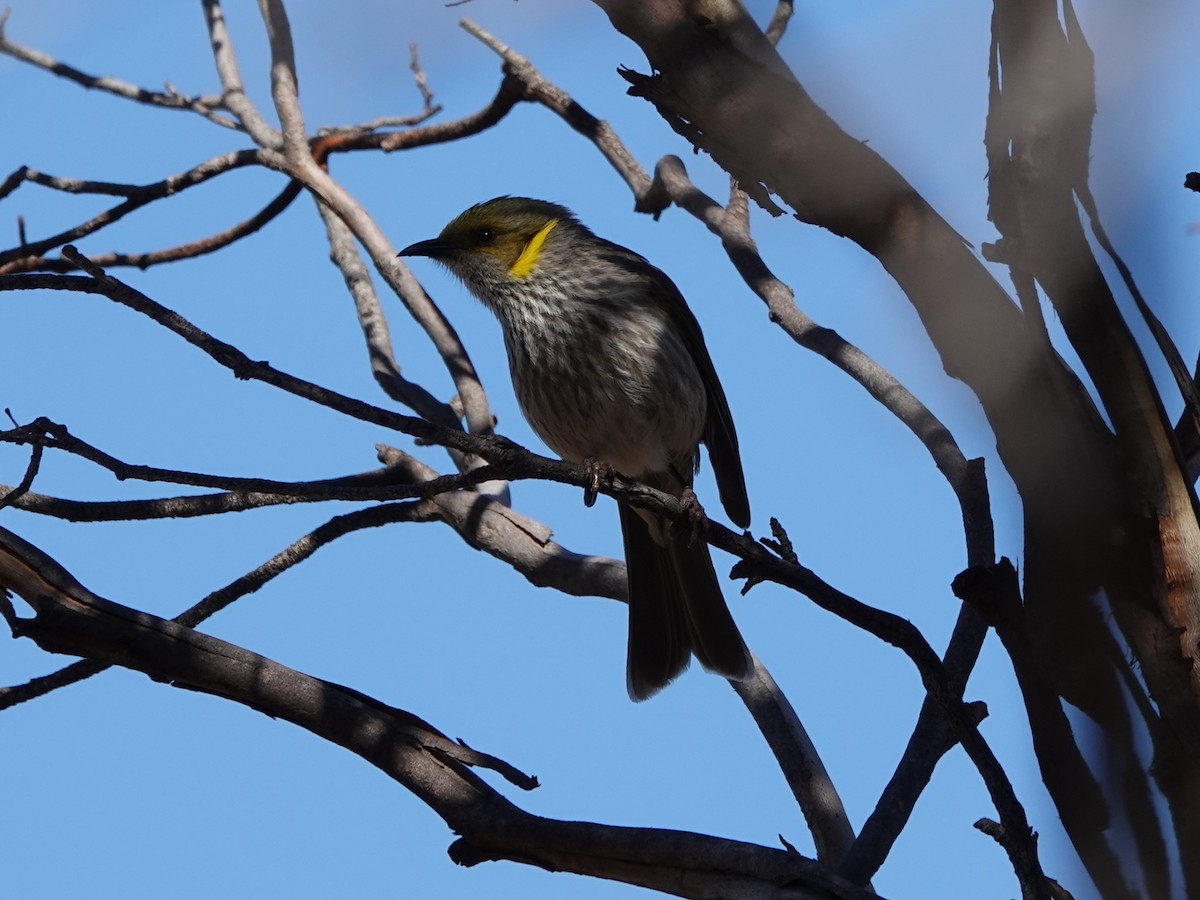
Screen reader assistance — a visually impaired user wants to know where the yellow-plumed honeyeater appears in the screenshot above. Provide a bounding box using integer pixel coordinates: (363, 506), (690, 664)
(400, 197), (752, 700)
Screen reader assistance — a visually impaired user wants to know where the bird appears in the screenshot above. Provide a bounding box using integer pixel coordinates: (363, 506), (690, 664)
(399, 196), (752, 699)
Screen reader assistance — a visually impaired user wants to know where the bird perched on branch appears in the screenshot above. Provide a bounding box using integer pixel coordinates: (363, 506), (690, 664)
(400, 197), (752, 700)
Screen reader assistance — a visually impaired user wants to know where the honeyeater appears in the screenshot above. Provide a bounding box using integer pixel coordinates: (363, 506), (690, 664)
(399, 197), (752, 700)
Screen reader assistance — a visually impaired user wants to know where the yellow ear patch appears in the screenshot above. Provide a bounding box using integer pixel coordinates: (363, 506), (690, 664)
(509, 219), (558, 280)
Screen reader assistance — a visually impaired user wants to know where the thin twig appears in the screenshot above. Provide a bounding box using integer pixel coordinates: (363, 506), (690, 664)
(0, 415), (509, 502)
(306, 73), (522, 154)
(8, 168), (143, 197)
(3, 179), (303, 274)
(316, 43), (441, 136)
(461, 19), (653, 199)
(222, 7), (498, 451)
(0, 442), (41, 511)
(0, 9), (239, 129)
(314, 201), (458, 428)
(0, 151), (264, 270)
(731, 540), (1052, 896)
(0, 502), (423, 708)
(409, 41), (435, 110)
(313, 193), (510, 497)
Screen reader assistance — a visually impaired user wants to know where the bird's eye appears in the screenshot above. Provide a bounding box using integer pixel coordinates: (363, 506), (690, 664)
(473, 228), (496, 244)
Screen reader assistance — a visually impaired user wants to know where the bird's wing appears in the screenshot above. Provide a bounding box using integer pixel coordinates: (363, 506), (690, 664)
(603, 242), (751, 528)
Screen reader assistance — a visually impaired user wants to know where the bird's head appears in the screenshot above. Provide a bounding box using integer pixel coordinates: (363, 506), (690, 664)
(398, 197), (579, 294)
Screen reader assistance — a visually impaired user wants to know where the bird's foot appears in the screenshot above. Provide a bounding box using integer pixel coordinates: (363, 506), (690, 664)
(677, 486), (708, 547)
(582, 457), (616, 508)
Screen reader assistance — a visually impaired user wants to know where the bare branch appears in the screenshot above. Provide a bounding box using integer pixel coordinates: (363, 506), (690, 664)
(408, 41), (435, 110)
(0, 465), (580, 718)
(0, 152), (266, 270)
(649, 168), (997, 878)
(4, 262), (470, 455)
(2, 179), (302, 274)
(0, 486), (309, 521)
(0, 523), (537, 793)
(257, 0), (307, 155)
(314, 44), (441, 137)
(953, 561), (1132, 899)
(650, 157), (994, 557)
(0, 502), (422, 708)
(313, 72), (522, 153)
(0, 266), (621, 515)
(462, 18), (653, 199)
(376, 445), (624, 600)
(0, 416), (478, 501)
(0, 525), (883, 900)
(316, 109), (442, 137)
(732, 534), (1056, 897)
(314, 202), (460, 429)
(311, 194), (513, 498)
(247, 96), (501, 456)
(0, 67), (521, 275)
(0, 440), (41, 512)
(5, 168), (143, 198)
(0, 9), (239, 129)
(201, 0), (281, 146)
(732, 657), (858, 868)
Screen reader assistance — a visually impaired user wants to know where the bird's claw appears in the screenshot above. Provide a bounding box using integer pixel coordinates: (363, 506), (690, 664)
(582, 458), (615, 508)
(678, 487), (708, 547)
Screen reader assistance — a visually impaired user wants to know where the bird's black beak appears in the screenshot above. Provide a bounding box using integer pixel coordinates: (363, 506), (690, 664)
(397, 238), (450, 259)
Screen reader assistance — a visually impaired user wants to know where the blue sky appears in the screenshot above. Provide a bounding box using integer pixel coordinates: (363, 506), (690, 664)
(2, 2), (1198, 898)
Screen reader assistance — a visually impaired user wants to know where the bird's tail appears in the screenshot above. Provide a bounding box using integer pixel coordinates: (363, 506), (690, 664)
(620, 503), (752, 700)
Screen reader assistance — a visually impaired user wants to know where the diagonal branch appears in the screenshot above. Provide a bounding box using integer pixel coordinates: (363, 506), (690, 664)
(0, 69), (520, 276)
(731, 658), (858, 868)
(0, 152), (265, 269)
(462, 19), (653, 198)
(313, 182), (511, 498)
(201, 0), (281, 146)
(730, 530), (1056, 899)
(2, 179), (303, 274)
(242, 10), (499, 456)
(0, 525), (883, 900)
(314, 199), (461, 430)
(0, 8), (238, 129)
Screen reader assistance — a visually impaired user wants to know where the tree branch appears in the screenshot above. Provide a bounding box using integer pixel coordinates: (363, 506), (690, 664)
(201, 0), (281, 146)
(0, 8), (239, 129)
(0, 525), (884, 900)
(731, 657), (859, 868)
(0, 153), (265, 269)
(1, 180), (303, 274)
